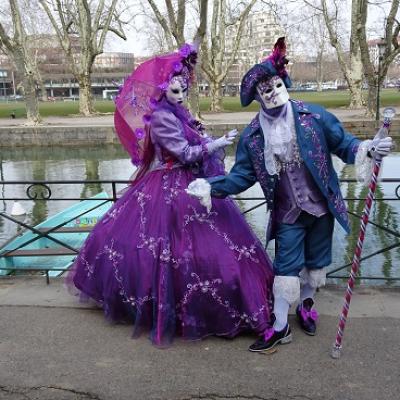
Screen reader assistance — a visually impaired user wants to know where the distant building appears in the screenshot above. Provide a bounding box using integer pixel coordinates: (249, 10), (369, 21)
(0, 68), (14, 97)
(0, 35), (135, 100)
(367, 37), (400, 66)
(93, 52), (135, 70)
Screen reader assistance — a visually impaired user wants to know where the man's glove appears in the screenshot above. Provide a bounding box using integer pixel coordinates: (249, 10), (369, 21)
(206, 129), (238, 154)
(368, 135), (393, 159)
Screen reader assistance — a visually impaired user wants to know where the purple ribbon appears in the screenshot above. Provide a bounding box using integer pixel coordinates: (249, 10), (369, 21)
(300, 308), (319, 322)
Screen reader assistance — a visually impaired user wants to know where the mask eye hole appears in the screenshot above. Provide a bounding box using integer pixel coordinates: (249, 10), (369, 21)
(172, 89), (180, 94)
(182, 87), (188, 93)
(265, 88), (273, 94)
(276, 83), (282, 88)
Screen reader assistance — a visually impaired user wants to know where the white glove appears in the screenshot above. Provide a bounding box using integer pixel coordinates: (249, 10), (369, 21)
(185, 178), (212, 212)
(206, 129), (238, 153)
(368, 135), (393, 159)
(225, 129), (238, 140)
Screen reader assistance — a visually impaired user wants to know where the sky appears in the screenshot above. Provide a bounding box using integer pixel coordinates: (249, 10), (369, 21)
(105, 0), (397, 57)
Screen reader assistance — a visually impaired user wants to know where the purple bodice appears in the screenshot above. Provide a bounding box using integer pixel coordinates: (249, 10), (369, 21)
(150, 109), (205, 169)
(274, 162), (329, 224)
(148, 101), (225, 178)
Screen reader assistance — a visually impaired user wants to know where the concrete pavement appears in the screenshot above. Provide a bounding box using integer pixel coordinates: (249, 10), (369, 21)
(0, 276), (399, 400)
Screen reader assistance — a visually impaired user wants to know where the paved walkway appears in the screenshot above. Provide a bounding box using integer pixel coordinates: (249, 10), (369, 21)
(1, 106), (399, 127)
(0, 276), (399, 400)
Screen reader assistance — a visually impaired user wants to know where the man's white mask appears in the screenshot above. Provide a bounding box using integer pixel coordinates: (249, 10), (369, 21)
(166, 76), (188, 105)
(256, 76), (289, 109)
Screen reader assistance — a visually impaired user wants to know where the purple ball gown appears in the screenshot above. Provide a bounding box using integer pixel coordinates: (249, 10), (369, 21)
(70, 99), (274, 347)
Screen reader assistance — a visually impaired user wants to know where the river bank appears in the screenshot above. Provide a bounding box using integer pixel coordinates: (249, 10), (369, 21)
(1, 108), (400, 147)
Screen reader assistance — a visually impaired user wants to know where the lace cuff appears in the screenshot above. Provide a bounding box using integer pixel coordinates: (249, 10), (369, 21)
(300, 268), (327, 288)
(273, 276), (300, 304)
(355, 140), (374, 185)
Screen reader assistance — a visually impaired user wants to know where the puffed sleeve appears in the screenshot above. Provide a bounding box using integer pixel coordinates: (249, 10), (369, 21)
(208, 133), (257, 198)
(151, 110), (204, 164)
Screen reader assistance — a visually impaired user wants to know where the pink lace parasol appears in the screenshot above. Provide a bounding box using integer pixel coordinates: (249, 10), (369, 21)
(114, 44), (197, 166)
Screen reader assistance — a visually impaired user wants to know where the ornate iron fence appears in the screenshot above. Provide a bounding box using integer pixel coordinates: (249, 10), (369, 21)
(0, 178), (399, 284)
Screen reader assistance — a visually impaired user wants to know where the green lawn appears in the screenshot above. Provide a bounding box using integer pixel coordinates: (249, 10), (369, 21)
(1, 89), (399, 118)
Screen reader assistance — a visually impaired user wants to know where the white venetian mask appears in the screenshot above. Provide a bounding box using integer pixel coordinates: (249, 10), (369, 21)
(256, 76), (289, 109)
(166, 76), (188, 105)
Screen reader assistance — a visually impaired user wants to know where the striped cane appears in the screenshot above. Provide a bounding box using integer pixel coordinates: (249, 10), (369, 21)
(331, 107), (396, 359)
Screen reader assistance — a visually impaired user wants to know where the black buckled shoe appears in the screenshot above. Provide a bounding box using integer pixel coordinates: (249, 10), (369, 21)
(248, 324), (292, 353)
(296, 298), (318, 336)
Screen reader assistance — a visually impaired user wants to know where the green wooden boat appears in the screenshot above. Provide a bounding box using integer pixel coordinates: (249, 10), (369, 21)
(0, 192), (112, 279)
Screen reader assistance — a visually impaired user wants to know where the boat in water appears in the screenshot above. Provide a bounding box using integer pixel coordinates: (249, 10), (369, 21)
(0, 192), (112, 280)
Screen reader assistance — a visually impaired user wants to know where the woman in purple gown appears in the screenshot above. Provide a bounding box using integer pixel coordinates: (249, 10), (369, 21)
(69, 44), (274, 347)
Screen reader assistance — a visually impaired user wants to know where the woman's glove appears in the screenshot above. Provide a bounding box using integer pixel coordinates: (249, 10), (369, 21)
(205, 129), (238, 154)
(186, 178), (212, 212)
(368, 135), (393, 158)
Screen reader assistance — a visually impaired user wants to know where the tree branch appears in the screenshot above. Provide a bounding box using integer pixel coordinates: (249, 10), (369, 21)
(0, 21), (14, 51)
(223, 0), (256, 80)
(97, 0), (119, 52)
(146, 0), (175, 50)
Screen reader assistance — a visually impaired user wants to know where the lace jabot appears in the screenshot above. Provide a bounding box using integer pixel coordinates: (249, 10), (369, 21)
(259, 102), (302, 175)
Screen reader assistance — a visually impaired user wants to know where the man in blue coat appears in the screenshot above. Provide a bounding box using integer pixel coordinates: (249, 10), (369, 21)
(188, 38), (393, 352)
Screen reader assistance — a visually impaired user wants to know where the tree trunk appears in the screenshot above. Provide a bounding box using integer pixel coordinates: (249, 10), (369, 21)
(24, 75), (41, 125)
(38, 79), (47, 102)
(316, 59), (323, 91)
(347, 56), (364, 109)
(209, 80), (223, 112)
(15, 55), (41, 125)
(78, 73), (95, 116)
(189, 81), (201, 119)
(320, 0), (364, 110)
(366, 80), (378, 118)
(348, 80), (364, 109)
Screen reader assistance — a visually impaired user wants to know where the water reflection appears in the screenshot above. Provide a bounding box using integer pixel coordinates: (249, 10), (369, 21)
(1, 143), (399, 285)
(31, 160), (48, 226)
(80, 160), (102, 199)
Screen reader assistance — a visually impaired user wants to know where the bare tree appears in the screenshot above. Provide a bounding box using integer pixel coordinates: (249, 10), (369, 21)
(39, 0), (127, 116)
(302, 0), (364, 109)
(357, 0), (400, 116)
(143, 0), (209, 116)
(201, 0), (257, 112)
(310, 14), (330, 91)
(141, 13), (172, 54)
(145, 0), (186, 49)
(0, 0), (42, 124)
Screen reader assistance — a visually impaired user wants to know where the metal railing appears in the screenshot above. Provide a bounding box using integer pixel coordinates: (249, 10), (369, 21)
(1, 178), (399, 284)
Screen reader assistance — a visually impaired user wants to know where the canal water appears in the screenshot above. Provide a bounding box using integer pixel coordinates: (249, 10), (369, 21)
(1, 143), (399, 285)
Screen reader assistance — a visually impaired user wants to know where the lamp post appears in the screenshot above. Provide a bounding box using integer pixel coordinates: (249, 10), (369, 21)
(375, 39), (386, 121)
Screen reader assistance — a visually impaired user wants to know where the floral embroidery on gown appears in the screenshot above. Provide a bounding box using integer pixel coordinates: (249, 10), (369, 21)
(67, 46), (274, 347)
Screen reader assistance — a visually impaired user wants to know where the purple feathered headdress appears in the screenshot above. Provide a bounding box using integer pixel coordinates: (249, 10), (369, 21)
(264, 37), (290, 78)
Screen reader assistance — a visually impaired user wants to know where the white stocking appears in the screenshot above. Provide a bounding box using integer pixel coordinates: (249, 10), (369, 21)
(272, 297), (290, 331)
(299, 267), (327, 303)
(272, 276), (300, 331)
(300, 283), (316, 302)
